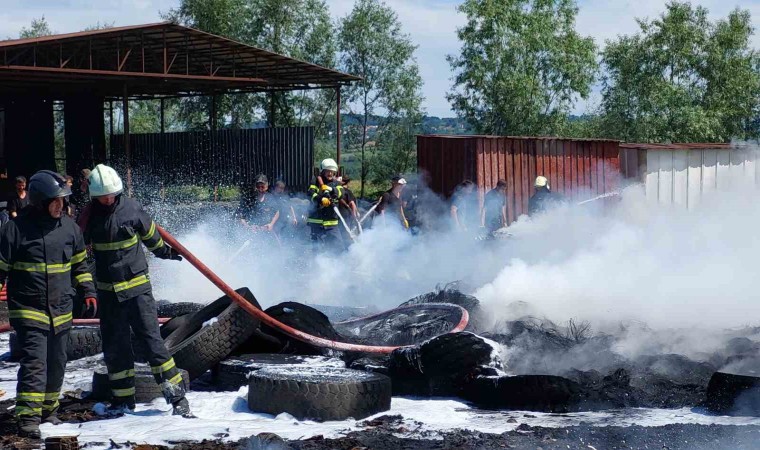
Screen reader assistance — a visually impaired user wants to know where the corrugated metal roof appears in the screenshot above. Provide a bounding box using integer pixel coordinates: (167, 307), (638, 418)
(0, 22), (359, 98)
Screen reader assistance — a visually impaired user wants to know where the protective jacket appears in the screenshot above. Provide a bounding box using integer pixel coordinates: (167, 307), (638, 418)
(82, 195), (171, 302)
(0, 209), (95, 333)
(307, 180), (344, 228)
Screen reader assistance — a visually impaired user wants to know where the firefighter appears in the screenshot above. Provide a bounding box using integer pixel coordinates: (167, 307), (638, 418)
(528, 176), (563, 216)
(0, 170), (97, 438)
(82, 164), (193, 418)
(307, 159), (345, 251)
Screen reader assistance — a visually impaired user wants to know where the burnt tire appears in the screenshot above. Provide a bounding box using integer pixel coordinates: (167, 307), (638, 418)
(165, 287), (261, 380)
(213, 354), (344, 391)
(462, 375), (586, 413)
(261, 302), (342, 355)
(389, 332), (495, 378)
(705, 372), (760, 416)
(156, 302), (205, 318)
(402, 286), (483, 331)
(247, 367), (391, 421)
(90, 364), (190, 403)
(9, 327), (103, 362)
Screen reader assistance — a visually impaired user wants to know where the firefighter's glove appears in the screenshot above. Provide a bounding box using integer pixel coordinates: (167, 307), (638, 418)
(168, 246), (183, 261)
(82, 297), (98, 318)
(320, 196), (332, 208)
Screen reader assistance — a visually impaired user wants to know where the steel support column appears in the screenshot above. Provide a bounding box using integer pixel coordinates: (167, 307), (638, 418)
(123, 84), (132, 196)
(336, 87), (341, 167)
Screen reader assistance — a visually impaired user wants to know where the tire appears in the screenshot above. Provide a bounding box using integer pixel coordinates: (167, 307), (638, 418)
(10, 327), (103, 362)
(213, 353), (345, 391)
(90, 364), (190, 403)
(705, 372), (760, 416)
(66, 327), (103, 361)
(247, 367), (391, 421)
(260, 302), (342, 355)
(165, 287), (261, 380)
(156, 302), (205, 318)
(461, 375), (586, 413)
(388, 332), (495, 378)
(401, 287), (483, 331)
(160, 314), (192, 339)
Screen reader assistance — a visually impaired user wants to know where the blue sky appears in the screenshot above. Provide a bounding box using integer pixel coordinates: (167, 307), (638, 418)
(2, 0), (759, 117)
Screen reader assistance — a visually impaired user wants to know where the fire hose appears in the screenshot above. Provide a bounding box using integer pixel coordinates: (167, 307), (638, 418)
(156, 225), (469, 353)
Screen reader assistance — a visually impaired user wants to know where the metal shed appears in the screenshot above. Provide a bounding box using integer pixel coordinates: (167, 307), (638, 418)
(620, 143), (758, 209)
(417, 135), (621, 223)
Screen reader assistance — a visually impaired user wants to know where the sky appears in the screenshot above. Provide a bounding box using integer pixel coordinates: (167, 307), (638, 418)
(2, 0), (760, 117)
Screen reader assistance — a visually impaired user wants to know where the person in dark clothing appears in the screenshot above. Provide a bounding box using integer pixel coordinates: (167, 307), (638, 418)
(307, 158), (345, 251)
(376, 176), (409, 229)
(528, 176), (564, 216)
(272, 180), (298, 238)
(8, 176), (30, 218)
(483, 180), (508, 232)
(81, 164), (192, 418)
(0, 167), (11, 226)
(0, 170), (97, 438)
(337, 176), (359, 241)
(237, 175), (280, 232)
(450, 180), (479, 232)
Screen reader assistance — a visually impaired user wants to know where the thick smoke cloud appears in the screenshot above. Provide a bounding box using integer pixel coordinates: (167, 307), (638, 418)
(150, 150), (760, 373)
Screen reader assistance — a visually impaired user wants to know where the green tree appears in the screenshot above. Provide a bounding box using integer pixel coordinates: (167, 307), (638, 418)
(338, 0), (423, 197)
(19, 16), (53, 39)
(167, 0), (337, 131)
(600, 2), (760, 142)
(447, 0), (597, 136)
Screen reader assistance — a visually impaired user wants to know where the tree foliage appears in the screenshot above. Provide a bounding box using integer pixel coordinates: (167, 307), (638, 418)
(19, 16), (53, 39)
(447, 0), (597, 136)
(166, 0), (337, 130)
(599, 2), (760, 142)
(338, 0), (423, 196)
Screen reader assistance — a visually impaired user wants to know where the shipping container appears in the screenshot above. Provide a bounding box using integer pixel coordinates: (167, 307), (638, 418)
(620, 143), (759, 209)
(417, 135), (622, 223)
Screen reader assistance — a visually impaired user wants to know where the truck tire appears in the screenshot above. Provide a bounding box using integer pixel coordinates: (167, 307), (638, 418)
(156, 302), (205, 318)
(213, 354), (344, 391)
(160, 314), (192, 339)
(247, 367), (391, 421)
(461, 374), (585, 413)
(705, 372), (760, 416)
(90, 364), (191, 403)
(165, 287), (261, 380)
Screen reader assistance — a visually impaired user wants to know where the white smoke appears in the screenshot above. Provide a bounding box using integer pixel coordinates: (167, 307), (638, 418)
(150, 149), (760, 348)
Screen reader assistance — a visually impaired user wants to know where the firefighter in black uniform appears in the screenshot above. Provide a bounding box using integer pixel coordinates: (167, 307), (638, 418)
(82, 164), (193, 418)
(307, 158), (345, 251)
(0, 170), (97, 438)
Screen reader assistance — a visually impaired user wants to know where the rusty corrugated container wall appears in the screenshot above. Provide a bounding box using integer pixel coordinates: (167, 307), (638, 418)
(417, 135), (622, 224)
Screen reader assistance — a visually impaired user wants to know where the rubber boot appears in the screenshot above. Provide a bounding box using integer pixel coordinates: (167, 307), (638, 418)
(161, 381), (195, 418)
(17, 417), (41, 439)
(42, 413), (62, 425)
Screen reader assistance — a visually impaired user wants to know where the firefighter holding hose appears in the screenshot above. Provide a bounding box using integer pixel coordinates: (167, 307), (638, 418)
(82, 164), (193, 418)
(307, 159), (345, 251)
(0, 170), (97, 438)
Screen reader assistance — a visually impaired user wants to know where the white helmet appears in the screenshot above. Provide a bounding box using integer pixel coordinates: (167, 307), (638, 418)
(320, 158), (338, 172)
(535, 176), (549, 189)
(88, 164), (124, 197)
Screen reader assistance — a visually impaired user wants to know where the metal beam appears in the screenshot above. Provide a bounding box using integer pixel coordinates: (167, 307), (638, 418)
(0, 65), (267, 84)
(336, 86), (341, 166)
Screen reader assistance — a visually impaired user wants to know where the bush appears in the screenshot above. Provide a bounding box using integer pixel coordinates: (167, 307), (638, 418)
(165, 185), (211, 202)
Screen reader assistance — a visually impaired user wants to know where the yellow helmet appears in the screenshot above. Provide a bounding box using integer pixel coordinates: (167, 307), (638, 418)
(535, 176), (549, 189)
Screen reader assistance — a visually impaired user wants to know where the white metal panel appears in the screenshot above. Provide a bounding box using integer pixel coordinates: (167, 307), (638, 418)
(643, 147), (760, 209)
(645, 150), (660, 204)
(687, 149), (702, 209)
(658, 150), (674, 205)
(716, 150), (731, 192)
(702, 149), (718, 195)
(672, 150), (688, 208)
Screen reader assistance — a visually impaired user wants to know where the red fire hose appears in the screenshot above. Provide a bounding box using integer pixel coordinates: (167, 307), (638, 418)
(156, 225), (469, 354)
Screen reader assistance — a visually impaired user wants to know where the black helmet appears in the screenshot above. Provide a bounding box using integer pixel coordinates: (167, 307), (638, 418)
(28, 170), (72, 206)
